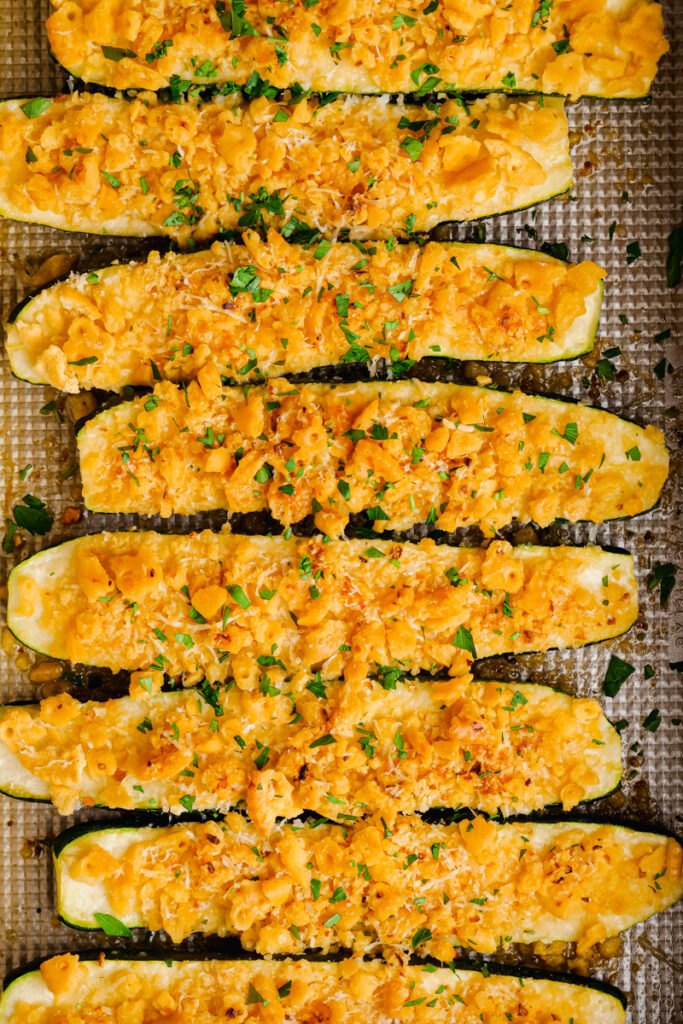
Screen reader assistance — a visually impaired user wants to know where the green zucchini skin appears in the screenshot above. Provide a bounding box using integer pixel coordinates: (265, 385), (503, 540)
(0, 188), (573, 240)
(0, 947), (629, 1002)
(48, 809), (680, 871)
(50, 47), (656, 101)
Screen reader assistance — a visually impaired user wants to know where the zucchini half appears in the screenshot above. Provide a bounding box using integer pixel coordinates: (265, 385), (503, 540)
(5, 237), (606, 392)
(0, 92), (571, 242)
(45, 0), (668, 100)
(77, 379), (669, 531)
(0, 679), (622, 823)
(52, 814), (683, 954)
(0, 953), (629, 1024)
(6, 532), (639, 683)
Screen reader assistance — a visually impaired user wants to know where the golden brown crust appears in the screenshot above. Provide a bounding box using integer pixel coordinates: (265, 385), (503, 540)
(46, 0), (669, 99)
(0, 92), (571, 241)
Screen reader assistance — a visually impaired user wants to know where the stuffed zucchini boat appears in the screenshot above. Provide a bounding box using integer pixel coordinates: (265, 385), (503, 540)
(77, 379), (669, 532)
(46, 0), (668, 100)
(52, 814), (683, 955)
(0, 952), (629, 1024)
(5, 235), (606, 391)
(7, 532), (639, 684)
(0, 92), (571, 241)
(0, 679), (622, 824)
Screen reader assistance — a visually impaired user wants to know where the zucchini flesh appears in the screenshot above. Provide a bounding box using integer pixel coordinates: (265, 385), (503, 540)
(0, 93), (571, 241)
(6, 238), (606, 391)
(0, 679), (622, 822)
(53, 815), (683, 953)
(46, 0), (668, 100)
(77, 380), (668, 530)
(7, 532), (638, 682)
(0, 954), (628, 1024)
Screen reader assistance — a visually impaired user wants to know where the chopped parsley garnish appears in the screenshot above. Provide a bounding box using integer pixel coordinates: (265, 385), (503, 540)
(411, 926), (432, 949)
(603, 655), (635, 697)
(626, 241), (642, 265)
(20, 98), (51, 119)
(643, 709), (661, 732)
(217, 0), (259, 38)
(227, 584), (251, 609)
(452, 624), (476, 658)
(3, 494), (53, 553)
(101, 45), (137, 61)
(647, 562), (676, 607)
(310, 733), (336, 748)
(94, 913), (132, 937)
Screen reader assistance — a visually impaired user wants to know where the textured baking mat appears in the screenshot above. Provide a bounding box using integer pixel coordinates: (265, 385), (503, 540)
(0, 2), (682, 1020)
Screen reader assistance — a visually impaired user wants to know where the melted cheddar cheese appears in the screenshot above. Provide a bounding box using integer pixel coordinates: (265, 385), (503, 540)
(1, 955), (627, 1024)
(56, 815), (683, 954)
(7, 234), (606, 392)
(0, 92), (571, 241)
(46, 0), (668, 99)
(7, 532), (638, 684)
(77, 380), (668, 531)
(0, 679), (621, 823)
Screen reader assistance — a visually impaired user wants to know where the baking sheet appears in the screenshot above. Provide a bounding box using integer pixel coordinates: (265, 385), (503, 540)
(0, 1), (681, 1020)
